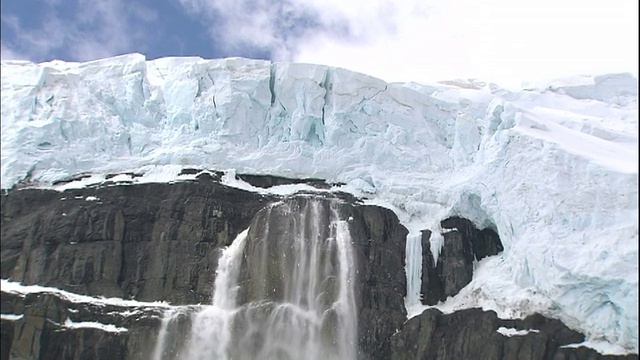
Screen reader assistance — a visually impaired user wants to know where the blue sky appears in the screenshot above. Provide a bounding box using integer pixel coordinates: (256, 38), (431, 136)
(0, 0), (276, 61)
(1, 0), (638, 87)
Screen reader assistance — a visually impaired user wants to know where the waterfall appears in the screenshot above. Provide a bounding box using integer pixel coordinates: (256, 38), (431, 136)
(168, 197), (357, 360)
(151, 309), (176, 360)
(151, 308), (188, 360)
(405, 231), (423, 312)
(180, 229), (249, 360)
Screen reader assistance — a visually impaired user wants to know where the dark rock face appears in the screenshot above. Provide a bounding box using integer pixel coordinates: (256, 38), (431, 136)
(473, 228), (503, 261)
(1, 183), (407, 360)
(1, 181), (273, 305)
(235, 173), (339, 189)
(1, 320), (13, 360)
(420, 229), (444, 306)
(421, 216), (504, 305)
(343, 201), (408, 359)
(1, 289), (165, 360)
(439, 229), (475, 299)
(440, 216), (503, 262)
(389, 308), (638, 360)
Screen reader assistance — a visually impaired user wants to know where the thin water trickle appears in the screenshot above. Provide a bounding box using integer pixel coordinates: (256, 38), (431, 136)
(405, 231), (423, 311)
(151, 309), (176, 360)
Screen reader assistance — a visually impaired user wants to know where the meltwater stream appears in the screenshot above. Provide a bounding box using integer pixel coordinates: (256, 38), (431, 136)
(154, 197), (358, 360)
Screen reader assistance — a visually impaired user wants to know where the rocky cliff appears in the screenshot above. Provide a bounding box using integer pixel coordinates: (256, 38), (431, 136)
(2, 176), (408, 359)
(2, 176), (272, 305)
(1, 176), (637, 360)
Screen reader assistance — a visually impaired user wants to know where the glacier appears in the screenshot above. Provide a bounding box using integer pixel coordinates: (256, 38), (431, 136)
(1, 53), (638, 354)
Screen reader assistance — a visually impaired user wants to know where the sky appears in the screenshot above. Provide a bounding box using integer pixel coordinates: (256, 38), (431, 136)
(1, 0), (638, 88)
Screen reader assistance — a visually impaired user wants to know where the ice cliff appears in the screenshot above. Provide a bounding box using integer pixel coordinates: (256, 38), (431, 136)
(1, 53), (637, 353)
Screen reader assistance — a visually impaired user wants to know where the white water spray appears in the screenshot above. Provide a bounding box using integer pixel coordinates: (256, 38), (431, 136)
(333, 214), (358, 359)
(152, 309), (176, 360)
(405, 231), (423, 312)
(180, 229), (249, 360)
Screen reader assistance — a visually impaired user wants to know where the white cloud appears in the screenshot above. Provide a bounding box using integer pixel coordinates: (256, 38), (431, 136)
(1, 0), (159, 62)
(4, 0), (636, 87)
(175, 0), (329, 59)
(177, 0), (638, 88)
(1, 41), (28, 61)
(296, 0), (639, 87)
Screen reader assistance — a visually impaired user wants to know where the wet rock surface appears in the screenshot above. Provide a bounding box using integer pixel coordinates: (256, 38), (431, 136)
(234, 195), (408, 360)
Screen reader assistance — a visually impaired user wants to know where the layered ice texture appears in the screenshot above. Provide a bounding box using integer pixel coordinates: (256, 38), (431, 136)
(1, 54), (638, 353)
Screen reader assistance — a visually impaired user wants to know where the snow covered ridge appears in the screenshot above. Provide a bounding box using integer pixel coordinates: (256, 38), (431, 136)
(63, 318), (128, 333)
(0, 279), (173, 308)
(497, 327), (540, 337)
(1, 54), (638, 353)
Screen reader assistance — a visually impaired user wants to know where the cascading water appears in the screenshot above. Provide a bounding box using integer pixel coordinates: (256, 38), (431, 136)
(160, 196), (358, 360)
(152, 307), (193, 360)
(152, 308), (178, 360)
(405, 231), (423, 312)
(180, 229), (250, 360)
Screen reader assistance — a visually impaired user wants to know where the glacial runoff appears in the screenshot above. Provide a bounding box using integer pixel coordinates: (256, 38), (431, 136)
(1, 54), (637, 354)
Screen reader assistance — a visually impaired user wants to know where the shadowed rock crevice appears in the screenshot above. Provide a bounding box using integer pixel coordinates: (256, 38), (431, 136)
(440, 216), (503, 262)
(235, 173), (341, 189)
